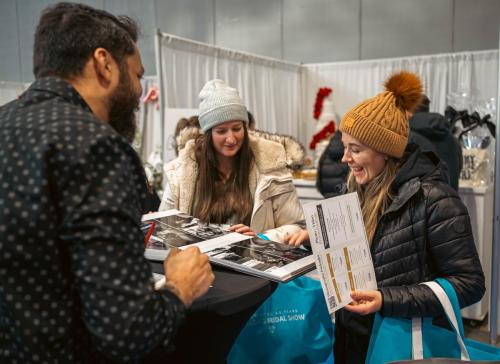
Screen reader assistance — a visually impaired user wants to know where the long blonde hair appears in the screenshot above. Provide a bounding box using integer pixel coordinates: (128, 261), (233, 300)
(347, 158), (401, 244)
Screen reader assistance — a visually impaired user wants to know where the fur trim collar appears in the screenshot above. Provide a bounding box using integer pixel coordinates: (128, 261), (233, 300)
(175, 141), (198, 213)
(250, 129), (305, 170)
(176, 126), (202, 153)
(248, 134), (288, 173)
(180, 134), (289, 174)
(175, 135), (289, 213)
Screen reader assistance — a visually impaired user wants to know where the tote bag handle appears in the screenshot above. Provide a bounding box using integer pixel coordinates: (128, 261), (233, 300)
(411, 280), (470, 361)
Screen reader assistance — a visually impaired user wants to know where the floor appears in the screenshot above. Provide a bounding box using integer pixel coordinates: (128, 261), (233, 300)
(464, 316), (500, 347)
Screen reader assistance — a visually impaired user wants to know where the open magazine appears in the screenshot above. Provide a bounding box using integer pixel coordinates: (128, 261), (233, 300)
(141, 210), (315, 283)
(302, 192), (377, 314)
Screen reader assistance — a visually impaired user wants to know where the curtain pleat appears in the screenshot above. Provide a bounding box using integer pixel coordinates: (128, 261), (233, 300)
(303, 50), (498, 144)
(157, 32), (303, 144)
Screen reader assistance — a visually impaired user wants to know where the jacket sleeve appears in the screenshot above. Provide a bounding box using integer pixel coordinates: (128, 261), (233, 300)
(159, 162), (179, 211)
(262, 185), (306, 243)
(58, 136), (186, 362)
(316, 131), (349, 198)
(380, 183), (485, 318)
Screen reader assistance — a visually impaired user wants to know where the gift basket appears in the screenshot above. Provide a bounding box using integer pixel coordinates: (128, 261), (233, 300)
(446, 91), (496, 187)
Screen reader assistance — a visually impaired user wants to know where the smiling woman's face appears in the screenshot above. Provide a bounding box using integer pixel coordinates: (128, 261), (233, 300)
(341, 133), (387, 185)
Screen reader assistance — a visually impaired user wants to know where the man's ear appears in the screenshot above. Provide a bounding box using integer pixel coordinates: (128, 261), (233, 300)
(92, 47), (117, 87)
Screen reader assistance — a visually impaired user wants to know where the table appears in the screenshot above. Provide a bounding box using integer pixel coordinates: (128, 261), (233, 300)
(144, 263), (277, 363)
(457, 184), (493, 322)
(293, 178), (324, 205)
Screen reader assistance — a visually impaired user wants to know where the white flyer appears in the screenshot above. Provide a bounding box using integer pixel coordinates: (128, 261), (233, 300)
(303, 192), (377, 314)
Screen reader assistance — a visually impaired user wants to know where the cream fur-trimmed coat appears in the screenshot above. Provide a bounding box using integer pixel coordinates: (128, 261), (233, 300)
(159, 135), (305, 243)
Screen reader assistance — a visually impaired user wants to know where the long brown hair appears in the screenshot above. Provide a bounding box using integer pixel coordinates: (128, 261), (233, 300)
(193, 123), (254, 224)
(347, 158), (400, 244)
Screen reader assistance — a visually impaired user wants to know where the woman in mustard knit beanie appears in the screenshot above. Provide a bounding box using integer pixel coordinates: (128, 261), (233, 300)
(286, 71), (485, 363)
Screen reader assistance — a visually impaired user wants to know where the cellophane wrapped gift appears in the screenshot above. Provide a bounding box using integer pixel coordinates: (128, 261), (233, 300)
(459, 125), (494, 187)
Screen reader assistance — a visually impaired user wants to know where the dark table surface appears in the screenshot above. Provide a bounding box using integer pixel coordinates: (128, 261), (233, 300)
(146, 262), (277, 363)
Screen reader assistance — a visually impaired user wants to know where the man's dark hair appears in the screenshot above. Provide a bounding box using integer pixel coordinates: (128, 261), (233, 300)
(33, 2), (139, 79)
(414, 95), (430, 113)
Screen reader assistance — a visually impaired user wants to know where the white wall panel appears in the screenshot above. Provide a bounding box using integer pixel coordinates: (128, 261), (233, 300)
(2, 0), (500, 82)
(17, 0), (54, 82)
(215, 0), (282, 59)
(454, 0), (500, 52)
(284, 0), (360, 63)
(154, 0), (214, 44)
(361, 0), (453, 60)
(105, 0), (157, 74)
(0, 0), (21, 82)
(64, 0), (104, 8)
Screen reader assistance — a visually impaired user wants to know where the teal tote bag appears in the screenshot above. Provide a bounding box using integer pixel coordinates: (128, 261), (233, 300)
(228, 276), (334, 364)
(365, 278), (500, 363)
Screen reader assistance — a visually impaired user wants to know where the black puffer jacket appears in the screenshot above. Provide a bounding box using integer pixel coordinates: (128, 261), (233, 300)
(316, 131), (349, 197)
(335, 144), (485, 361)
(409, 112), (463, 190)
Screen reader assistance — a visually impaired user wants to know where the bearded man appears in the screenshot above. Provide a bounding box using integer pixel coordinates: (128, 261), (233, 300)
(0, 3), (213, 363)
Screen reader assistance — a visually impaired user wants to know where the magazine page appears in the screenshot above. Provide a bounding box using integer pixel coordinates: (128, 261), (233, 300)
(143, 209), (232, 247)
(142, 210), (246, 260)
(142, 210), (315, 282)
(205, 237), (315, 282)
(303, 192), (377, 314)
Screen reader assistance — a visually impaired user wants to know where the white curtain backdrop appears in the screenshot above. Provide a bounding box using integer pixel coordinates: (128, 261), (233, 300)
(135, 76), (162, 163)
(0, 81), (30, 107)
(304, 50), (498, 144)
(156, 32), (304, 150)
(155, 35), (497, 157)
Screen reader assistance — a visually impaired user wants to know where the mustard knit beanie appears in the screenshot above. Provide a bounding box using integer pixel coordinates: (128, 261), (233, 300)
(339, 71), (423, 158)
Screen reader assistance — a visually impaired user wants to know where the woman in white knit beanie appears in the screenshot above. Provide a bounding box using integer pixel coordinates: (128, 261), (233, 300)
(160, 79), (305, 243)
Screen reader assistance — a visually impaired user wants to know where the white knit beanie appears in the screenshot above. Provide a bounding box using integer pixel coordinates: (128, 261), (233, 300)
(198, 79), (248, 132)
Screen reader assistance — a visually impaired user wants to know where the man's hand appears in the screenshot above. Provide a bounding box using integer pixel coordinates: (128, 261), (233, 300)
(163, 247), (214, 307)
(343, 290), (382, 315)
(229, 224), (256, 237)
(283, 229), (309, 247)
